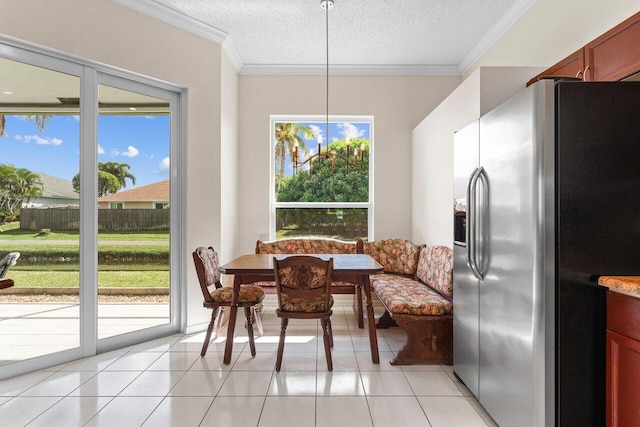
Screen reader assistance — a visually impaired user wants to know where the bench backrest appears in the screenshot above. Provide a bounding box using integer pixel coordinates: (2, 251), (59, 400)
(416, 245), (453, 298)
(360, 239), (422, 276)
(256, 238), (357, 254)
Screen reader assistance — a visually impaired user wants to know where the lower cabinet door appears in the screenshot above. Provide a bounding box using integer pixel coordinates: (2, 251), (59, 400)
(606, 329), (640, 427)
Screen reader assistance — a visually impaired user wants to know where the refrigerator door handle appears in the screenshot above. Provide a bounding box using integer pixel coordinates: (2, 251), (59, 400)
(476, 167), (489, 279)
(466, 167), (483, 279)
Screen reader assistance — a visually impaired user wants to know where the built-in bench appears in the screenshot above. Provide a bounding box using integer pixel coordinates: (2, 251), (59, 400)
(365, 241), (453, 365)
(254, 237), (367, 327)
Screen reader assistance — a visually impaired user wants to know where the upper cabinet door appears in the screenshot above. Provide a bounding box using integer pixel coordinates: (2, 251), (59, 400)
(585, 12), (640, 81)
(526, 48), (585, 86)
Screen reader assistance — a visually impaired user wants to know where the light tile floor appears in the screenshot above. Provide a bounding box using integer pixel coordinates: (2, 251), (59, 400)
(0, 308), (498, 427)
(0, 303), (170, 365)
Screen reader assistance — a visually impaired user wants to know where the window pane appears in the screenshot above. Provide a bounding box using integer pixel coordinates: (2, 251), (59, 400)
(96, 83), (170, 340)
(0, 56), (80, 365)
(274, 121), (370, 203)
(275, 208), (367, 241)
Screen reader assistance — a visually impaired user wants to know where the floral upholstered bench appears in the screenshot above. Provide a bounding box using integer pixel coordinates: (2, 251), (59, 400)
(370, 245), (454, 365)
(254, 238), (367, 327)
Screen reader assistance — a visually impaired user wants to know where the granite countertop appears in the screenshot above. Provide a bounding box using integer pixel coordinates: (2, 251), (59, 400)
(599, 276), (640, 299)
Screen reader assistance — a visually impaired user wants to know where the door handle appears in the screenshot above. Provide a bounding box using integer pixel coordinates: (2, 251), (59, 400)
(466, 167), (483, 279)
(476, 168), (489, 279)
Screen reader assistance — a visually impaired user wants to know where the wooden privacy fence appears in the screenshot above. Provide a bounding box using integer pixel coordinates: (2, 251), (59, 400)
(20, 207), (169, 231)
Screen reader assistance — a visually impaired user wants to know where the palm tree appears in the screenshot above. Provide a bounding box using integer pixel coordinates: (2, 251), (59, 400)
(98, 162), (136, 188)
(0, 114), (51, 137)
(274, 123), (314, 193)
(0, 164), (44, 223)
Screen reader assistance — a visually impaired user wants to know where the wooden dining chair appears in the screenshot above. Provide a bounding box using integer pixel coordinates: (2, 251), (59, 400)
(192, 246), (265, 357)
(273, 255), (334, 371)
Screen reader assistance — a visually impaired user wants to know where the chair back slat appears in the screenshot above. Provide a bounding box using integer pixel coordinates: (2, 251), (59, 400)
(273, 256), (333, 313)
(192, 246), (222, 303)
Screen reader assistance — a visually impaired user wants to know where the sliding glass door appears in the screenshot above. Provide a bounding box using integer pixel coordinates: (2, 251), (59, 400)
(0, 54), (83, 370)
(96, 75), (176, 346)
(0, 42), (183, 379)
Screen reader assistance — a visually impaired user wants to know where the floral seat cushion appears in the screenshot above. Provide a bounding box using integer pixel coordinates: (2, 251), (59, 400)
(256, 238), (357, 254)
(252, 280), (354, 288)
(280, 294), (334, 312)
(372, 275), (452, 316)
(362, 239), (422, 276)
(210, 285), (265, 304)
(416, 246), (453, 298)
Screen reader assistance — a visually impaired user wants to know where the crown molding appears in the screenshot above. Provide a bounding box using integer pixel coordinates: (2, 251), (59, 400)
(240, 64), (460, 76)
(458, 0), (536, 73)
(112, 0), (246, 72)
(221, 39), (244, 72)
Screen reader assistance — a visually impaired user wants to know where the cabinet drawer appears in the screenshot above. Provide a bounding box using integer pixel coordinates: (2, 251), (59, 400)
(607, 291), (640, 341)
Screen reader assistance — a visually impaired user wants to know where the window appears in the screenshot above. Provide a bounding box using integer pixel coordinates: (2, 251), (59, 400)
(271, 115), (373, 241)
(155, 203), (168, 209)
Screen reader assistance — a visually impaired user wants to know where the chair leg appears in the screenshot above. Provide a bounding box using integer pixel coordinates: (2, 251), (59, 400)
(275, 317), (289, 372)
(244, 307), (257, 357)
(253, 305), (264, 336)
(328, 318), (334, 348)
(215, 307), (225, 338)
(201, 308), (219, 357)
(321, 318), (333, 371)
(356, 284), (364, 329)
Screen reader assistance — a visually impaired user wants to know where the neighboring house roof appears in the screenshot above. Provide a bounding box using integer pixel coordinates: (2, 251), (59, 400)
(35, 172), (79, 200)
(98, 180), (169, 203)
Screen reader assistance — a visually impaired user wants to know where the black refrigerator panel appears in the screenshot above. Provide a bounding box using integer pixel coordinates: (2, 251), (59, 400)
(555, 81), (640, 426)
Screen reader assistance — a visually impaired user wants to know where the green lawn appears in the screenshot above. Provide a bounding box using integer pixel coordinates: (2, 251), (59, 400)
(6, 270), (169, 288)
(0, 221), (170, 288)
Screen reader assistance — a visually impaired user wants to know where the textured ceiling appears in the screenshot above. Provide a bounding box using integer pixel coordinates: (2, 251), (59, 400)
(118, 0), (534, 74)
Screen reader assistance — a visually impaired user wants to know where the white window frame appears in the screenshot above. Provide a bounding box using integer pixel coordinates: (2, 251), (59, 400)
(269, 114), (374, 241)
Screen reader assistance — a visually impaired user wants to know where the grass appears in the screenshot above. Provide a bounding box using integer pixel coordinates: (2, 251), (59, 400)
(0, 222), (170, 288)
(5, 270), (169, 288)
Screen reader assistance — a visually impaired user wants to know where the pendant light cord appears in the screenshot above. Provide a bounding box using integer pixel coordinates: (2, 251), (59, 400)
(325, 2), (329, 155)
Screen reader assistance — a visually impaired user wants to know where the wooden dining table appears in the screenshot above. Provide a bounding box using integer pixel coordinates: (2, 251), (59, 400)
(218, 253), (384, 364)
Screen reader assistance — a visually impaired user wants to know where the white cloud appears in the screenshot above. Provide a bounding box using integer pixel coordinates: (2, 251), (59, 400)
(15, 134), (63, 146)
(309, 125), (324, 145)
(72, 115), (80, 122)
(336, 122), (365, 139)
(158, 157), (170, 175)
(112, 145), (139, 158)
(143, 116), (155, 120)
(98, 145), (105, 154)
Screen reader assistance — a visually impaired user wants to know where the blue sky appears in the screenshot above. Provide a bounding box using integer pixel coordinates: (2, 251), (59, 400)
(277, 121), (371, 177)
(1, 114), (170, 188)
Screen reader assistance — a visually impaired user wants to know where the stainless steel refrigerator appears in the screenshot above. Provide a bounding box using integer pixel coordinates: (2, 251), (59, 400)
(453, 79), (640, 427)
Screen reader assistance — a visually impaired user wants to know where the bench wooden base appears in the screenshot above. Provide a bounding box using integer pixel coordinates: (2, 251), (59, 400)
(386, 313), (453, 365)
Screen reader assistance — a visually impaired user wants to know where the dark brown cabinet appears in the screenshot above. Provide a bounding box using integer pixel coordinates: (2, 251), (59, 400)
(527, 11), (640, 86)
(606, 291), (640, 427)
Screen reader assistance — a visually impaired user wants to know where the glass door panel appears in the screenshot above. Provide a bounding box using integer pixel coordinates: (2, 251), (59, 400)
(0, 56), (81, 366)
(96, 81), (171, 341)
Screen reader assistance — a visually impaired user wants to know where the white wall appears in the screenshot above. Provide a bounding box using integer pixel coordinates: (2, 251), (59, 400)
(465, 0), (639, 77)
(237, 75), (461, 254)
(0, 0), (228, 329)
(220, 52), (239, 270)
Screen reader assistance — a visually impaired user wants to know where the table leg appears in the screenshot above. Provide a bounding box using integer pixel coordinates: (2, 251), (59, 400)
(362, 274), (380, 363)
(223, 275), (240, 364)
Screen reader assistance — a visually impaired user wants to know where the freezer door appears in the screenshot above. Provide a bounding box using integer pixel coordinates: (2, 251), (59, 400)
(478, 84), (548, 427)
(453, 120), (480, 397)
